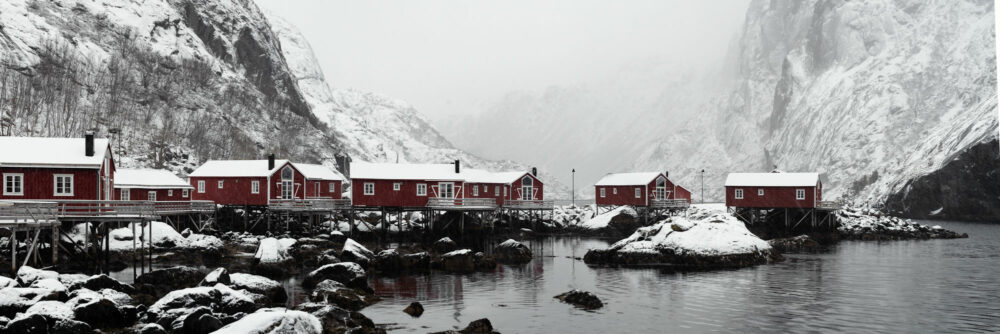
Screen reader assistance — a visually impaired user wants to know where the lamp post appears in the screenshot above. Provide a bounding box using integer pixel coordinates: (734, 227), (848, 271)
(701, 169), (705, 204)
(571, 168), (576, 207)
(108, 128), (121, 157)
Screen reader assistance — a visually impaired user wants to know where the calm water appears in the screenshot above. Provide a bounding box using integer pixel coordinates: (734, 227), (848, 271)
(362, 221), (1000, 333)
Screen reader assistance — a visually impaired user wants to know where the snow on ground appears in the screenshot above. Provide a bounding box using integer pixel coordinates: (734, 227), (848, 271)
(63, 222), (222, 251)
(836, 207), (943, 233)
(21, 300), (73, 319)
(254, 238), (296, 264)
(213, 307), (323, 334)
(552, 205), (597, 228)
(609, 205), (771, 256)
(577, 206), (637, 230)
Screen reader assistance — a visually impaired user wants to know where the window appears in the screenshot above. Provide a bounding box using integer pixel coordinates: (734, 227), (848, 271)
(168, 189), (173, 197)
(218, 180), (224, 189)
(251, 180), (260, 194)
(329, 182), (335, 192)
(613, 188), (617, 195)
(735, 189), (744, 199)
(600, 188), (606, 198)
(439, 182), (455, 198)
(148, 191), (157, 202)
(364, 182), (375, 195)
(121, 189), (130, 201)
(796, 189), (806, 200)
(521, 176), (534, 200)
(3, 173), (23, 196)
(494, 187), (499, 196)
(634, 188), (641, 198)
(472, 186), (479, 196)
(182, 189), (189, 198)
(53, 174), (73, 196)
(484, 185), (489, 194)
(758, 189), (764, 196)
(393, 182), (401, 191)
(280, 166), (294, 200)
(197, 180), (205, 193)
(281, 165), (294, 180)
(416, 184), (427, 196)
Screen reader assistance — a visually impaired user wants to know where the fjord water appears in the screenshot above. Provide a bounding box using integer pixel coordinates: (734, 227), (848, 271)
(362, 221), (1000, 333)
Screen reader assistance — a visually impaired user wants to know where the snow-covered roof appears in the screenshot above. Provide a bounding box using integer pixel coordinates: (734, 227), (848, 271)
(349, 161), (464, 181)
(594, 172), (663, 186)
(463, 169), (530, 184)
(0, 137), (110, 169)
(292, 163), (345, 181)
(188, 160), (291, 177)
(724, 172), (820, 187)
(114, 169), (193, 189)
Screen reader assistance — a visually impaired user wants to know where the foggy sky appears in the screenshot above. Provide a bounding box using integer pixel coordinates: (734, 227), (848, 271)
(255, 0), (750, 120)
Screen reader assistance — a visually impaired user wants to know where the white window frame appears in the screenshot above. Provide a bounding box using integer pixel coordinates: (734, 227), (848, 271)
(120, 189), (130, 201)
(168, 189), (173, 197)
(218, 180), (224, 189)
(634, 188), (641, 198)
(329, 182), (335, 192)
(613, 188), (617, 195)
(148, 191), (157, 202)
(197, 180), (205, 193)
(416, 184), (427, 196)
(483, 185), (489, 194)
(182, 189), (189, 198)
(600, 188), (606, 198)
(472, 186), (479, 196)
(393, 182), (401, 191)
(758, 189), (764, 196)
(494, 187), (499, 196)
(3, 173), (23, 196)
(735, 188), (744, 199)
(53, 174), (74, 196)
(796, 189), (806, 200)
(251, 180), (260, 194)
(364, 182), (375, 195)
(504, 187), (508, 196)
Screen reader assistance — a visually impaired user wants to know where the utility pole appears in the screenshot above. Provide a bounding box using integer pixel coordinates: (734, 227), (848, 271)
(701, 169), (705, 204)
(571, 168), (576, 207)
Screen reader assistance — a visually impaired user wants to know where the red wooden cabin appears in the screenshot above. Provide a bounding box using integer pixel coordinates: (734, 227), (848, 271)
(464, 169), (544, 205)
(0, 135), (115, 201)
(188, 157), (306, 206)
(114, 169), (194, 201)
(595, 172), (689, 207)
(293, 163), (345, 200)
(349, 161), (466, 208)
(724, 172), (822, 209)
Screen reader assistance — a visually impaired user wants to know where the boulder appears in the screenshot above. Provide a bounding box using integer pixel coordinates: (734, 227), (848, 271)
(148, 284), (257, 324)
(373, 249), (403, 274)
(430, 318), (498, 334)
(229, 273), (287, 305)
(200, 267), (232, 286)
(135, 266), (206, 296)
(137, 323), (169, 334)
(401, 252), (431, 272)
(403, 302), (424, 317)
(473, 252), (496, 271)
(767, 235), (821, 253)
(315, 249), (342, 266)
(16, 266), (59, 286)
(328, 231), (347, 243)
(4, 314), (90, 333)
(73, 298), (128, 328)
(212, 308), (323, 334)
(341, 239), (375, 267)
(439, 249), (475, 273)
(554, 290), (603, 309)
(173, 307), (222, 334)
(69, 274), (135, 294)
(294, 302), (381, 334)
(253, 238), (298, 277)
(0, 287), (64, 318)
(432, 237), (458, 254)
(493, 239), (532, 264)
(308, 280), (379, 311)
(302, 262), (369, 291)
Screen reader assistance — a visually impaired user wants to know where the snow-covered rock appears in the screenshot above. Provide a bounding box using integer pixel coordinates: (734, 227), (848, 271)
(302, 262), (368, 291)
(16, 266), (59, 286)
(340, 239), (375, 266)
(229, 273), (286, 305)
(493, 239), (533, 264)
(254, 238), (295, 264)
(213, 307), (322, 334)
(836, 208), (968, 240)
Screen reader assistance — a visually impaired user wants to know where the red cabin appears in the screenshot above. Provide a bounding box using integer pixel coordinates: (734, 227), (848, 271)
(349, 162), (466, 208)
(0, 135), (115, 201)
(114, 169), (194, 202)
(293, 163), (345, 200)
(724, 172), (822, 209)
(464, 169), (544, 205)
(595, 172), (690, 207)
(188, 158), (306, 206)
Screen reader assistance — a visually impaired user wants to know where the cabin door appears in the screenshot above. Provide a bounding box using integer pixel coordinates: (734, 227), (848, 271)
(520, 176), (533, 200)
(438, 182), (454, 199)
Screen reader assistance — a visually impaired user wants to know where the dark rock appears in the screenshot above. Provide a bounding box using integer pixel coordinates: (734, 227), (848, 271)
(432, 237), (458, 254)
(135, 266), (206, 296)
(473, 252), (496, 271)
(440, 249), (475, 273)
(315, 249), (342, 266)
(137, 323), (168, 334)
(199, 267), (231, 286)
(302, 262), (370, 291)
(341, 239), (375, 268)
(430, 318), (499, 334)
(767, 235), (821, 253)
(583, 247), (782, 268)
(49, 318), (92, 334)
(73, 298), (128, 328)
(328, 231), (348, 244)
(401, 252), (430, 272)
(554, 290), (603, 309)
(229, 273), (287, 305)
(493, 239), (533, 264)
(308, 280), (379, 311)
(295, 302), (383, 334)
(373, 249), (404, 274)
(68, 274), (135, 294)
(189, 312), (223, 333)
(403, 302), (423, 317)
(4, 314), (48, 333)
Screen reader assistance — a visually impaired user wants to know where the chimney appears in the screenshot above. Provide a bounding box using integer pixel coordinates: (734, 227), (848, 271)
(268, 154), (275, 170)
(664, 171), (669, 178)
(531, 167), (537, 176)
(454, 160), (460, 174)
(84, 133), (94, 157)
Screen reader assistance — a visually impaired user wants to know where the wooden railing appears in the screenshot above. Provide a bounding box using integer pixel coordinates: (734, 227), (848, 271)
(426, 198), (498, 209)
(268, 198), (352, 212)
(0, 201), (60, 226)
(649, 199), (691, 209)
(151, 201), (216, 215)
(503, 199), (554, 210)
(55, 200), (158, 219)
(816, 201), (842, 210)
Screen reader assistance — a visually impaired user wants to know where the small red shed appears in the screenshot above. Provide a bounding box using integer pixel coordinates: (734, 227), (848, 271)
(188, 157), (306, 206)
(595, 172), (689, 207)
(724, 172), (822, 209)
(349, 161), (466, 208)
(293, 163), (345, 200)
(114, 169), (194, 202)
(0, 135), (115, 201)
(464, 169), (544, 205)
